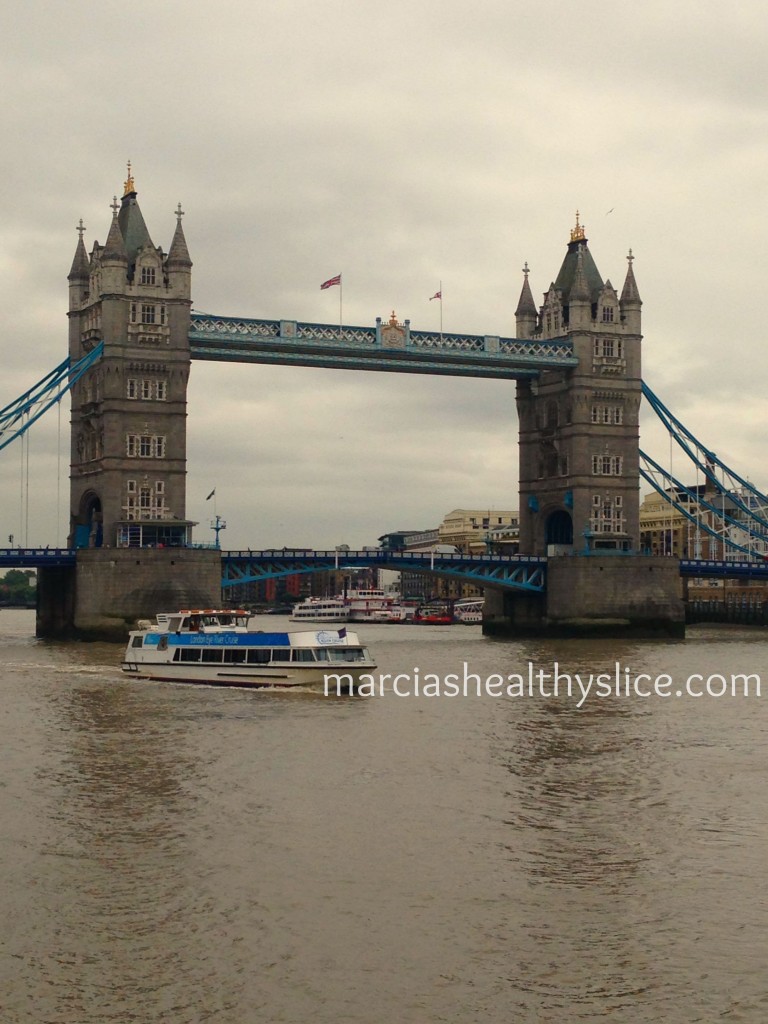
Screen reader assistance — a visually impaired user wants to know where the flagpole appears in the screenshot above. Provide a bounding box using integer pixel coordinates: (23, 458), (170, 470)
(439, 279), (443, 342)
(339, 274), (343, 338)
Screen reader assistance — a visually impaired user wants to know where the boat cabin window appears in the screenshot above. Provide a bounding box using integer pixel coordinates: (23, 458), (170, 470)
(201, 649), (224, 663)
(272, 649), (291, 662)
(314, 648), (330, 661)
(328, 648), (366, 662)
(291, 649), (316, 662)
(247, 649), (272, 664)
(223, 649), (247, 664)
(131, 635), (144, 648)
(175, 649), (201, 662)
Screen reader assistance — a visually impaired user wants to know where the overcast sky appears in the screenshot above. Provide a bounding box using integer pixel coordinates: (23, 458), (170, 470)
(1, 0), (767, 549)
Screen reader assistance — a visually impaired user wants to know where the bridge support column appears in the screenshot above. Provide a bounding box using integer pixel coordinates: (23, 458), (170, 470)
(483, 556), (685, 638)
(37, 565), (78, 638)
(36, 548), (223, 640)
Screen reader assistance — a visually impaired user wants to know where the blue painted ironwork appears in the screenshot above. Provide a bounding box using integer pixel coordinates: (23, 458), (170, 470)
(641, 382), (768, 561)
(221, 549), (547, 593)
(0, 343), (104, 453)
(680, 559), (768, 579)
(0, 548), (76, 568)
(189, 313), (577, 380)
(638, 451), (766, 559)
(642, 382), (768, 528)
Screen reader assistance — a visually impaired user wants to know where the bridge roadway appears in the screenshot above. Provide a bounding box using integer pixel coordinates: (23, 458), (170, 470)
(3, 550), (768, 591)
(221, 549), (548, 592)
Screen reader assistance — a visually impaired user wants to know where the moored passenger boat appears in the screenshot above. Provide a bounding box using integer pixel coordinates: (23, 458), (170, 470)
(346, 588), (407, 623)
(412, 603), (454, 625)
(454, 598), (484, 624)
(290, 597), (349, 622)
(121, 609), (375, 691)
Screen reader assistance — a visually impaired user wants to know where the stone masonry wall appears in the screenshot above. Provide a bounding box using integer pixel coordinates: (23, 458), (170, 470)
(73, 548), (222, 639)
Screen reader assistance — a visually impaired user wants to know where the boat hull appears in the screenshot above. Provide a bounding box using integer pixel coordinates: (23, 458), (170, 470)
(120, 661), (370, 692)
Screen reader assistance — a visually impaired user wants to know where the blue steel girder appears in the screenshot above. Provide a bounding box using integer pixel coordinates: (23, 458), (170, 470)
(680, 558), (768, 579)
(0, 547), (76, 568)
(221, 550), (547, 593)
(0, 342), (104, 453)
(189, 313), (577, 380)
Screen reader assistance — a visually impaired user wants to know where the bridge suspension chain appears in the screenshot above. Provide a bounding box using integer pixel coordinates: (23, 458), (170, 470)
(0, 343), (104, 454)
(642, 382), (768, 558)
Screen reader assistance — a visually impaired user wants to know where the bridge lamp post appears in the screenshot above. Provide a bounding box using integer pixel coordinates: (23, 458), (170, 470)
(210, 515), (227, 549)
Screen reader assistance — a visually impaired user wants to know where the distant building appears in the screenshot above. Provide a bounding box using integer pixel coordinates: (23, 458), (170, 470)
(377, 510), (520, 601)
(438, 508), (519, 554)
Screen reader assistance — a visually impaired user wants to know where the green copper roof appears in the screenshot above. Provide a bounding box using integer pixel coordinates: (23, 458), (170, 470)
(553, 239), (604, 303)
(118, 191), (154, 265)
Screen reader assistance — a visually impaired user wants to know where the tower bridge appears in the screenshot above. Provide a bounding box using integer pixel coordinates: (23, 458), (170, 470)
(18, 172), (691, 636)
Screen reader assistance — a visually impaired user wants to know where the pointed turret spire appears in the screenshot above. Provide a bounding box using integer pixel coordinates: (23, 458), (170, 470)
(620, 248), (642, 332)
(620, 249), (642, 305)
(68, 219), (90, 280)
(514, 261), (537, 339)
(167, 202), (192, 267)
(515, 262), (537, 317)
(102, 198), (128, 262)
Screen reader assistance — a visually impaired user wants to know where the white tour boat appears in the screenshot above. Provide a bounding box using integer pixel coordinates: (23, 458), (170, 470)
(121, 609), (375, 691)
(290, 597), (349, 622)
(346, 588), (407, 623)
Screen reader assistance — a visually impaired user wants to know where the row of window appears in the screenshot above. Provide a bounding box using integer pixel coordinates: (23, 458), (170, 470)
(592, 455), (623, 476)
(124, 479), (166, 519)
(593, 494), (623, 508)
(591, 404), (623, 424)
(127, 378), (167, 401)
(126, 480), (164, 494)
(594, 338), (624, 358)
(169, 647), (368, 664)
(540, 400), (624, 429)
(590, 494), (625, 533)
(541, 302), (616, 329)
(130, 303), (167, 326)
(544, 311), (561, 333)
(126, 434), (166, 458)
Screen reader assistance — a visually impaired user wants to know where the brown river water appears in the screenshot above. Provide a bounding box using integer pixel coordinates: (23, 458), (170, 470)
(1, 608), (767, 1023)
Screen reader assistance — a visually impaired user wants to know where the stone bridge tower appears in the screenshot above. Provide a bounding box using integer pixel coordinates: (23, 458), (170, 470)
(67, 167), (194, 549)
(514, 214), (642, 556)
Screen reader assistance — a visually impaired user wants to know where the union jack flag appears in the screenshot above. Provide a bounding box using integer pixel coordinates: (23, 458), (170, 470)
(321, 274), (341, 290)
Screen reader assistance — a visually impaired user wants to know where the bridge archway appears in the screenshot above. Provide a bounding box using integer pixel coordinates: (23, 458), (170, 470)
(545, 509), (572, 547)
(73, 491), (103, 548)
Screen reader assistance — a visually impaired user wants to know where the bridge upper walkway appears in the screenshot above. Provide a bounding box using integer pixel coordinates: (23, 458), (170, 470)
(188, 313), (578, 379)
